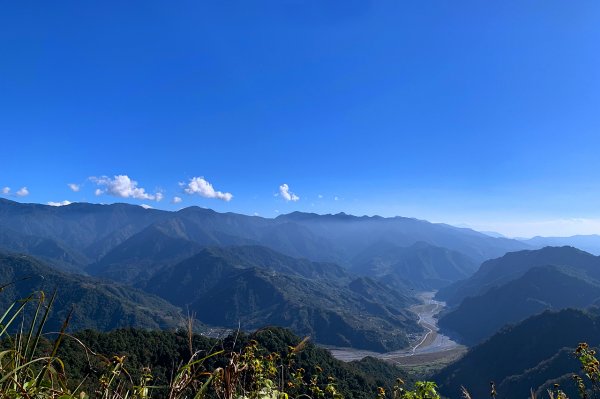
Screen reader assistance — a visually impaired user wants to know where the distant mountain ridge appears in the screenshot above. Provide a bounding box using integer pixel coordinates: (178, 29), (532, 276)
(87, 223), (207, 282)
(437, 246), (600, 345)
(0, 227), (87, 272)
(275, 211), (529, 264)
(0, 199), (170, 270)
(437, 246), (600, 306)
(0, 198), (530, 276)
(522, 234), (600, 255)
(351, 241), (478, 290)
(0, 198), (535, 351)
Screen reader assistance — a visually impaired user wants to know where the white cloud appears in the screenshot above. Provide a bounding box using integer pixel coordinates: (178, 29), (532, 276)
(90, 175), (160, 201)
(47, 200), (72, 207)
(16, 187), (29, 197)
(317, 194), (323, 199)
(155, 192), (164, 202)
(334, 196), (339, 201)
(140, 204), (153, 209)
(183, 177), (233, 201)
(172, 196), (183, 204)
(279, 184), (299, 202)
(253, 212), (260, 216)
(67, 183), (80, 192)
(1, 187), (9, 195)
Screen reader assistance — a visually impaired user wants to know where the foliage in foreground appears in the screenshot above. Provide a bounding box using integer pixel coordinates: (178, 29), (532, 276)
(0, 290), (418, 399)
(3, 290), (600, 399)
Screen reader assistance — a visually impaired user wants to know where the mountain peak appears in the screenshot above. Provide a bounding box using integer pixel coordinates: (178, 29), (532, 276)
(176, 206), (218, 215)
(275, 211), (320, 221)
(0, 197), (18, 205)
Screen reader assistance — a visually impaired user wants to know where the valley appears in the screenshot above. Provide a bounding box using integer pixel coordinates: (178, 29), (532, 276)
(2, 200), (600, 397)
(328, 291), (465, 368)
(0, 198), (523, 352)
(3, 5), (597, 397)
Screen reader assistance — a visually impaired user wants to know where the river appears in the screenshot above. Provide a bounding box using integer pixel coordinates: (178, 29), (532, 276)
(327, 291), (464, 363)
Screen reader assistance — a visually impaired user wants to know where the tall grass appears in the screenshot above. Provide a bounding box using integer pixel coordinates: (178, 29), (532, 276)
(6, 287), (600, 399)
(0, 289), (72, 398)
(0, 287), (228, 398)
(0, 289), (349, 399)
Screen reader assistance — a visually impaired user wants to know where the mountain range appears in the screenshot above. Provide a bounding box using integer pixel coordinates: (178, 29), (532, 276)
(350, 240), (478, 290)
(141, 245), (420, 351)
(437, 246), (600, 344)
(521, 235), (600, 256)
(5, 198), (600, 356)
(435, 308), (600, 399)
(0, 198), (530, 351)
(0, 244), (421, 351)
(0, 252), (182, 332)
(7, 198), (600, 397)
(0, 198), (528, 285)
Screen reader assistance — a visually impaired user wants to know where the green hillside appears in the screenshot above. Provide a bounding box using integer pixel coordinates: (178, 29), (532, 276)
(435, 308), (600, 399)
(0, 252), (182, 332)
(144, 247), (419, 351)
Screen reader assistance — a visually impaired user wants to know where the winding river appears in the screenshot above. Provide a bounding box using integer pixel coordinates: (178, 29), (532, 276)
(328, 291), (463, 362)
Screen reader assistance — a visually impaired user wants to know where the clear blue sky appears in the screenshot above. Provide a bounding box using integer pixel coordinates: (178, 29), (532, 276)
(1, 1), (600, 237)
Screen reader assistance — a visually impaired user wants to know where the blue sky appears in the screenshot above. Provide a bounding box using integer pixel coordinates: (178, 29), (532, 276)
(1, 1), (600, 237)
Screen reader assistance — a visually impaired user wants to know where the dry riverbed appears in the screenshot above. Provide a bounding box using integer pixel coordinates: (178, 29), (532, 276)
(326, 291), (466, 369)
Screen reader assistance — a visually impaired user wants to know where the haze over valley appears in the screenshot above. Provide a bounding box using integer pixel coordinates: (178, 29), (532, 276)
(3, 1), (600, 397)
(4, 197), (600, 397)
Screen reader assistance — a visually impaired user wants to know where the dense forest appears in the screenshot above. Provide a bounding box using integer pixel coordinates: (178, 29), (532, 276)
(3, 287), (600, 399)
(0, 288), (415, 399)
(4, 202), (600, 398)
